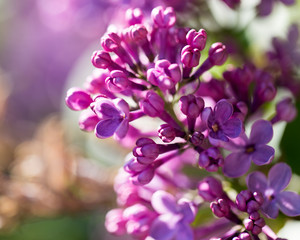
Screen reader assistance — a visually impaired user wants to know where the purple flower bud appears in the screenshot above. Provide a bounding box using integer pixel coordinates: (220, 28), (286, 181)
(179, 94), (204, 118)
(124, 158), (148, 174)
(137, 167), (155, 185)
(105, 209), (127, 235)
(158, 124), (176, 143)
(101, 32), (122, 52)
(91, 50), (112, 69)
(238, 232), (251, 240)
(208, 42), (228, 66)
(139, 91), (165, 117)
(198, 147), (224, 172)
(198, 177), (223, 201)
(130, 24), (148, 43)
(190, 132), (204, 146)
(275, 97), (297, 122)
(133, 138), (159, 164)
(254, 75), (276, 104)
(125, 8), (144, 26)
(181, 45), (201, 68)
(147, 60), (181, 91)
(65, 87), (93, 111)
(105, 70), (129, 93)
(210, 198), (230, 217)
(78, 110), (99, 132)
(186, 29), (207, 50)
(151, 6), (176, 28)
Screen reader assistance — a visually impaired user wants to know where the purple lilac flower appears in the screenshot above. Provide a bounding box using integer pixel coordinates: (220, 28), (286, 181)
(204, 99), (242, 142)
(247, 162), (300, 218)
(149, 190), (195, 240)
(223, 120), (274, 178)
(92, 97), (130, 140)
(198, 147), (224, 172)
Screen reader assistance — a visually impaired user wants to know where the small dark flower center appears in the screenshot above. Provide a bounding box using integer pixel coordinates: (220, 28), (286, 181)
(245, 145), (255, 154)
(212, 123), (219, 132)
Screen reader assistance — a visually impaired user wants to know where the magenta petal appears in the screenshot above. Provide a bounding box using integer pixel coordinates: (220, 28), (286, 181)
(175, 221), (193, 240)
(268, 163), (292, 192)
(150, 214), (178, 240)
(151, 191), (178, 214)
(95, 118), (122, 138)
(251, 145), (274, 165)
(247, 171), (268, 193)
(263, 200), (279, 219)
(249, 120), (273, 144)
(223, 152), (251, 178)
(222, 118), (242, 138)
(278, 191), (300, 217)
(115, 119), (129, 140)
(214, 100), (233, 123)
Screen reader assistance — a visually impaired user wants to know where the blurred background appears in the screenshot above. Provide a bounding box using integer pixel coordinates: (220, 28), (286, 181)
(0, 0), (300, 239)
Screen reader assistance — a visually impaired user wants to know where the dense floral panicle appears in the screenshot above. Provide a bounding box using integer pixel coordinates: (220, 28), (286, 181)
(125, 8), (144, 26)
(205, 99), (242, 142)
(247, 163), (300, 218)
(65, 87), (93, 111)
(150, 190), (195, 240)
(151, 6), (176, 28)
(198, 147), (224, 172)
(198, 177), (224, 201)
(223, 120), (274, 178)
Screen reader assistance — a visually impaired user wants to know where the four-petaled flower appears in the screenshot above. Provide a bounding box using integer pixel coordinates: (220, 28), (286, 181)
(150, 190), (195, 240)
(247, 162), (300, 218)
(223, 120), (275, 178)
(92, 97), (130, 140)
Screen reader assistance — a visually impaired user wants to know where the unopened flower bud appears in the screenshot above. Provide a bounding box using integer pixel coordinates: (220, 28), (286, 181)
(65, 87), (93, 111)
(125, 8), (143, 25)
(133, 138), (159, 164)
(151, 6), (176, 28)
(198, 177), (223, 201)
(208, 42), (228, 66)
(186, 29), (207, 50)
(91, 50), (112, 69)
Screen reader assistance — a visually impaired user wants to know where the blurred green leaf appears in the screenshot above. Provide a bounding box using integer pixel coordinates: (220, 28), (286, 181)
(280, 100), (300, 175)
(0, 213), (104, 240)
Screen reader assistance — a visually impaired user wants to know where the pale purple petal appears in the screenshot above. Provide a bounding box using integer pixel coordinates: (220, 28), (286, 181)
(178, 201), (195, 223)
(278, 191), (300, 217)
(251, 145), (274, 165)
(202, 107), (212, 125)
(214, 100), (233, 123)
(151, 191), (179, 214)
(247, 171), (268, 193)
(209, 131), (229, 142)
(223, 152), (251, 178)
(222, 118), (242, 138)
(174, 221), (193, 240)
(249, 120), (273, 144)
(263, 200), (279, 219)
(268, 163), (292, 192)
(115, 119), (129, 140)
(116, 99), (130, 116)
(95, 118), (122, 138)
(150, 214), (179, 240)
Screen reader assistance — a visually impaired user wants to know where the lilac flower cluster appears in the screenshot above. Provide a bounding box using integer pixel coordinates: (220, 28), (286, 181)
(66, 5), (300, 240)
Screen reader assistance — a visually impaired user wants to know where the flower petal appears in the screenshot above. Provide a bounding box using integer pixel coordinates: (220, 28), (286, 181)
(150, 214), (179, 240)
(151, 190), (178, 214)
(93, 100), (121, 119)
(95, 118), (122, 138)
(262, 200), (279, 219)
(222, 118), (242, 138)
(278, 191), (300, 217)
(214, 100), (233, 123)
(247, 171), (268, 193)
(223, 152), (251, 178)
(175, 221), (194, 240)
(114, 119), (129, 140)
(268, 163), (292, 192)
(251, 145), (274, 165)
(249, 120), (273, 144)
